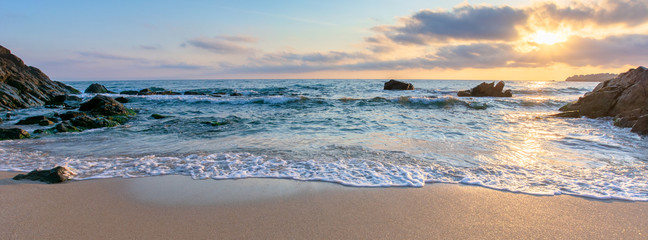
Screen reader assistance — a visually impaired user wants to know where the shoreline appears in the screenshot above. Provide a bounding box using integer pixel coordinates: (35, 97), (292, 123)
(2, 171), (647, 239)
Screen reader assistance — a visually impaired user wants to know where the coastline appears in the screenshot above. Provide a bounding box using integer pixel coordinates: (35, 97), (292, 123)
(1, 171), (646, 239)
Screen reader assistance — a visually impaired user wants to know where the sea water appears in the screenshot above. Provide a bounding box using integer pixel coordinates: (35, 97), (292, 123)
(1, 79), (647, 200)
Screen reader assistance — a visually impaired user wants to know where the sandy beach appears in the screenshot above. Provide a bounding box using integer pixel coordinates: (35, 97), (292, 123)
(1, 171), (646, 239)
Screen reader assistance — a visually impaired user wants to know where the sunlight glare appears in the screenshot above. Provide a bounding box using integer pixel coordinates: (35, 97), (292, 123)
(528, 30), (568, 45)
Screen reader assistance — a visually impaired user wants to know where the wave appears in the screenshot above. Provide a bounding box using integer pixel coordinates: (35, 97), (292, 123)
(0, 148), (646, 201)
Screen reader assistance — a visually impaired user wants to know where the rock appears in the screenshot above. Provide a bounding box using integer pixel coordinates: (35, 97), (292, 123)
(138, 88), (180, 95)
(384, 79), (414, 90)
(38, 120), (54, 126)
(550, 111), (580, 118)
(184, 91), (207, 95)
(559, 67), (648, 118)
(120, 90), (139, 95)
(0, 45), (79, 110)
(79, 95), (129, 116)
(458, 81), (512, 97)
(70, 115), (119, 129)
(60, 111), (87, 120)
(151, 114), (167, 119)
(0, 128), (30, 140)
(16, 115), (58, 125)
(12, 166), (77, 184)
(84, 83), (111, 93)
(115, 97), (128, 103)
(45, 95), (83, 106)
(631, 115), (648, 135)
(55, 121), (80, 132)
(558, 66), (648, 134)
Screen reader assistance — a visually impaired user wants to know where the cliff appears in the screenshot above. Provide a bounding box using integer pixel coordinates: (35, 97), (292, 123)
(565, 73), (617, 82)
(0, 45), (79, 110)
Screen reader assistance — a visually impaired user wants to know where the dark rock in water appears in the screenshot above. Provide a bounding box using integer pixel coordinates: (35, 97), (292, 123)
(55, 121), (80, 132)
(60, 111), (87, 121)
(70, 115), (119, 129)
(45, 95), (82, 106)
(13, 166), (77, 184)
(550, 111), (580, 118)
(16, 115), (58, 125)
(151, 114), (167, 119)
(458, 81), (512, 97)
(384, 79), (414, 90)
(84, 83), (111, 93)
(184, 91), (207, 95)
(0, 45), (79, 110)
(38, 119), (54, 126)
(115, 97), (128, 103)
(0, 128), (30, 140)
(120, 90), (139, 95)
(631, 115), (648, 135)
(558, 66), (648, 135)
(79, 95), (129, 116)
(230, 92), (243, 96)
(138, 88), (180, 95)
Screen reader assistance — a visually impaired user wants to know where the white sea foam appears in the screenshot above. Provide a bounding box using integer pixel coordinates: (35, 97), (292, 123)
(1, 146), (646, 201)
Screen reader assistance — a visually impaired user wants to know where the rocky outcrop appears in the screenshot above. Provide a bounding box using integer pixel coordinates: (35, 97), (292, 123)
(13, 166), (77, 184)
(0, 128), (30, 140)
(457, 81), (512, 97)
(16, 115), (58, 125)
(559, 66), (648, 134)
(79, 95), (129, 116)
(384, 80), (414, 90)
(44, 94), (83, 109)
(84, 83), (112, 93)
(0, 45), (79, 110)
(565, 73), (617, 82)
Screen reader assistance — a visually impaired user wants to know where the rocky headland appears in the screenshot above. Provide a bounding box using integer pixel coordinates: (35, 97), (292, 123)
(565, 73), (617, 82)
(0, 45), (79, 110)
(557, 66), (648, 135)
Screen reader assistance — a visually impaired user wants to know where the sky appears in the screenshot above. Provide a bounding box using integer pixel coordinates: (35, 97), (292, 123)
(1, 0), (647, 81)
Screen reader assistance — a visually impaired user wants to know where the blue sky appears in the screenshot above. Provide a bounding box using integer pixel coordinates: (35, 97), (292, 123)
(2, 0), (647, 80)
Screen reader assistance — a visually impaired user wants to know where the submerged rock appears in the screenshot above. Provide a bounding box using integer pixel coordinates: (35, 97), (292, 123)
(151, 114), (167, 119)
(550, 111), (581, 118)
(13, 166), (77, 184)
(559, 66), (648, 134)
(120, 90), (139, 95)
(384, 79), (414, 90)
(59, 111), (87, 121)
(115, 97), (129, 103)
(16, 115), (58, 125)
(79, 95), (129, 116)
(45, 95), (83, 108)
(0, 128), (30, 140)
(458, 81), (512, 97)
(0, 45), (79, 110)
(84, 83), (111, 93)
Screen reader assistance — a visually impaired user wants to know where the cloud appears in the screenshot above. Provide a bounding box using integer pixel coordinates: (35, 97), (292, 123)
(532, 0), (648, 27)
(184, 36), (257, 55)
(150, 63), (209, 70)
(139, 45), (160, 50)
(78, 51), (144, 61)
(385, 5), (528, 44)
(258, 51), (371, 64)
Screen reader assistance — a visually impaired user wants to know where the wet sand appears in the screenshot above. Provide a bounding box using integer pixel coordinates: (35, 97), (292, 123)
(1, 171), (646, 239)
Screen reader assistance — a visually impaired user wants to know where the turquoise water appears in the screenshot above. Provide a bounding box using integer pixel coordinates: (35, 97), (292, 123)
(1, 79), (647, 200)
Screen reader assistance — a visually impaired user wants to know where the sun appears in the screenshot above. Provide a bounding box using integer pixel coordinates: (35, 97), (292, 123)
(528, 30), (568, 45)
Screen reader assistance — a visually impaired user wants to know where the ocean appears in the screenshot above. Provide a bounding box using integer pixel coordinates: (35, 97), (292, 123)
(1, 79), (647, 201)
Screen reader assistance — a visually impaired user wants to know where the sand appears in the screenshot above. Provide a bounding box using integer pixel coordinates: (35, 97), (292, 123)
(1, 171), (647, 239)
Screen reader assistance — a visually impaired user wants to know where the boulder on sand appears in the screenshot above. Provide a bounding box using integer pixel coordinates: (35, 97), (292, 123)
(558, 66), (648, 135)
(384, 79), (414, 90)
(13, 166), (77, 184)
(457, 81), (512, 97)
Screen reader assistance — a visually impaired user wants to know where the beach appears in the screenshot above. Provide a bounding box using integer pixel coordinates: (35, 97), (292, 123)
(2, 171), (646, 239)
